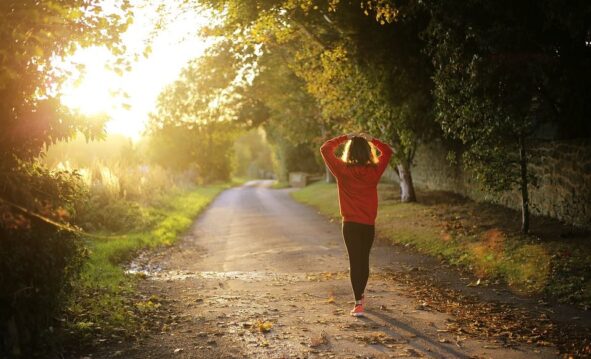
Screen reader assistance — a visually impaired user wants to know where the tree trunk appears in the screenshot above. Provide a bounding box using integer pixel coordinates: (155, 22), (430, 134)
(320, 126), (335, 184)
(519, 136), (530, 234)
(325, 165), (335, 183)
(7, 315), (21, 356)
(397, 162), (416, 202)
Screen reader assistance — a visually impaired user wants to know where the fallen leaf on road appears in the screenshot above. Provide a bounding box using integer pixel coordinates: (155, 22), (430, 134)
(415, 301), (430, 310)
(332, 309), (344, 315)
(256, 320), (273, 333)
(309, 332), (329, 348)
(403, 348), (421, 357)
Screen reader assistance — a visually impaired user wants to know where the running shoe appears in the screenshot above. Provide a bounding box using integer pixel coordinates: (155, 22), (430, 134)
(350, 303), (365, 317)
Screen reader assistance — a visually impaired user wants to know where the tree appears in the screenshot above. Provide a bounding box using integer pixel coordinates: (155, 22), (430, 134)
(285, 2), (437, 201)
(0, 1), (131, 355)
(242, 47), (328, 181)
(147, 42), (240, 182)
(0, 0), (132, 223)
(200, 0), (439, 201)
(0, 0), (131, 162)
(232, 129), (275, 179)
(192, 29), (330, 182)
(425, 0), (591, 232)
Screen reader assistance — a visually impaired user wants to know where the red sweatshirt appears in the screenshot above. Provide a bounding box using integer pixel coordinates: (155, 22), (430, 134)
(320, 135), (393, 225)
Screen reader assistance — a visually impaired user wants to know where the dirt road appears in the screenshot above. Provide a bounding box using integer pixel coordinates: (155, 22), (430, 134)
(97, 180), (566, 358)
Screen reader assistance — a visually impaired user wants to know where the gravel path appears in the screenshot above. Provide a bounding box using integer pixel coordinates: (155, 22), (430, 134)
(89, 180), (573, 358)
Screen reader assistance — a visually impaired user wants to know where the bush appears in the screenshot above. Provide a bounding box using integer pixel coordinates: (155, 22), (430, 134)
(0, 158), (198, 356)
(0, 225), (84, 357)
(0, 162), (88, 357)
(71, 162), (176, 233)
(75, 198), (152, 233)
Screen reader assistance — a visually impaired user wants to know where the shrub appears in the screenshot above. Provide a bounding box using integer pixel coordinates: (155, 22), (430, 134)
(0, 163), (87, 357)
(0, 226), (85, 357)
(71, 162), (175, 232)
(74, 198), (151, 233)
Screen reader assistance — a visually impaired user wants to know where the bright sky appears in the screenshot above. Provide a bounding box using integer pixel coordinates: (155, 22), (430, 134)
(59, 0), (214, 140)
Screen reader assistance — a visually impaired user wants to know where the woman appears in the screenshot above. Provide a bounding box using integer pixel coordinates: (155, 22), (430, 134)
(320, 133), (393, 317)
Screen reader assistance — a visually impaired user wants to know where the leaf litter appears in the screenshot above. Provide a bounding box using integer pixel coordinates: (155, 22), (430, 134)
(378, 270), (591, 357)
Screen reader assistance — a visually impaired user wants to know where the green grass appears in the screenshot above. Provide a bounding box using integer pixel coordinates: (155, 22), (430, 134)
(66, 185), (226, 338)
(229, 177), (251, 186)
(292, 181), (591, 307)
(291, 182), (340, 216)
(270, 180), (291, 189)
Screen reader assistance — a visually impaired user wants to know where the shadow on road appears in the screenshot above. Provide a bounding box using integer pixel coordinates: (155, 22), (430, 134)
(363, 309), (472, 358)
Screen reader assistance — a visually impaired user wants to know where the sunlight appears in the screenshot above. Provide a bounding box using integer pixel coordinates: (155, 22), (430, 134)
(58, 0), (214, 140)
(60, 47), (120, 115)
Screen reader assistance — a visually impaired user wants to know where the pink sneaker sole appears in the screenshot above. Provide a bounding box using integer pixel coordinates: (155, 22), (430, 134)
(350, 304), (365, 317)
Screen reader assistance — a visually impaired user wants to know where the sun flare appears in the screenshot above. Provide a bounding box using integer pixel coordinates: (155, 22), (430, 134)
(60, 47), (120, 116)
(58, 1), (214, 140)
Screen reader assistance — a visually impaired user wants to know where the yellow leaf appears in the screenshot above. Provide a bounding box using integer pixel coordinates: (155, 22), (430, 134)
(256, 320), (273, 333)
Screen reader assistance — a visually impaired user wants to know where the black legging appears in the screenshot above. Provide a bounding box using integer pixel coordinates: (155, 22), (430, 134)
(342, 221), (375, 301)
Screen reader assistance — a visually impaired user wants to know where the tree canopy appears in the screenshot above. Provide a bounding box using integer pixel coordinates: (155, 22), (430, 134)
(426, 0), (591, 231)
(189, 0), (443, 199)
(0, 0), (132, 162)
(189, 0), (591, 228)
(0, 0), (132, 227)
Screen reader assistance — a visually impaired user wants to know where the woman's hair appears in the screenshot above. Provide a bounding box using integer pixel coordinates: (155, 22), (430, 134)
(341, 136), (378, 166)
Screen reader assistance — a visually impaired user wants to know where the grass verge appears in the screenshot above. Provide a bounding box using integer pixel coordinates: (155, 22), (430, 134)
(270, 180), (290, 189)
(64, 184), (227, 344)
(292, 181), (591, 308)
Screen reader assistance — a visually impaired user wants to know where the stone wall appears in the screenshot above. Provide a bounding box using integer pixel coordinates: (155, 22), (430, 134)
(386, 139), (591, 229)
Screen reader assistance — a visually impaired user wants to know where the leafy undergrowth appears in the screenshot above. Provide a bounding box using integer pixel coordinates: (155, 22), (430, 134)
(62, 185), (226, 348)
(292, 182), (591, 309)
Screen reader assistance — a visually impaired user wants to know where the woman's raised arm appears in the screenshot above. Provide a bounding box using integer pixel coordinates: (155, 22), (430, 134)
(369, 137), (394, 176)
(320, 134), (349, 177)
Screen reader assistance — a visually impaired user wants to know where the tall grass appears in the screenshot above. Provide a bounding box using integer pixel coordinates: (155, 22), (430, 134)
(53, 160), (201, 233)
(57, 160), (185, 202)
